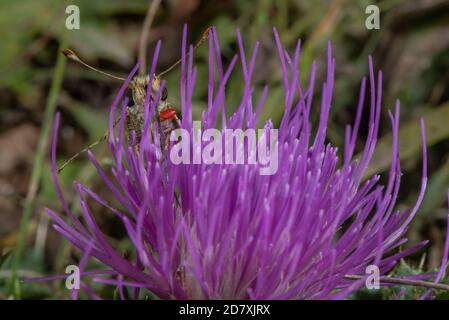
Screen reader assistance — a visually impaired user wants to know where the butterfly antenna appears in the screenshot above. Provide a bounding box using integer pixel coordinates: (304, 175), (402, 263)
(62, 49), (127, 82)
(157, 26), (212, 78)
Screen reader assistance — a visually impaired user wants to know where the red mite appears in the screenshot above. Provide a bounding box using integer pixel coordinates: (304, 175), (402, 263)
(159, 107), (177, 121)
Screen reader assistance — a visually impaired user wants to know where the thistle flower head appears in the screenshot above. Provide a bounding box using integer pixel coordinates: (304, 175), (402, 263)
(48, 26), (435, 300)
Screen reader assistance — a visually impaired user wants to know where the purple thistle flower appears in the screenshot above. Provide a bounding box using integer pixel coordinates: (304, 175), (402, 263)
(48, 25), (440, 300)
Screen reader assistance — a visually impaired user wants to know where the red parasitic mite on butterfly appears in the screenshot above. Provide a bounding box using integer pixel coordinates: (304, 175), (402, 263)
(57, 27), (211, 173)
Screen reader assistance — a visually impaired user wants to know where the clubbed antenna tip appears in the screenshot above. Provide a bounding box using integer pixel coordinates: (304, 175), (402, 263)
(62, 48), (127, 82)
(62, 48), (80, 62)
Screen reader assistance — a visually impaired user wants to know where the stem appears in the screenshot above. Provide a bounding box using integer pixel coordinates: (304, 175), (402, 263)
(9, 33), (68, 299)
(345, 274), (449, 291)
(138, 0), (162, 74)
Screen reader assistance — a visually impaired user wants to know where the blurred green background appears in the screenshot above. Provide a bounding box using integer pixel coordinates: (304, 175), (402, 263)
(0, 0), (449, 299)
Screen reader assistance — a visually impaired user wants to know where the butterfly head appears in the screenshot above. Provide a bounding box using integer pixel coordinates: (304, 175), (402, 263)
(130, 75), (168, 107)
